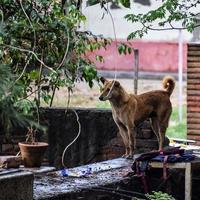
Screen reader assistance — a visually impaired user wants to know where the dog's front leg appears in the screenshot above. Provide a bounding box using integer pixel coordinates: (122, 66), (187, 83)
(126, 125), (136, 159)
(118, 128), (129, 158)
(115, 120), (129, 157)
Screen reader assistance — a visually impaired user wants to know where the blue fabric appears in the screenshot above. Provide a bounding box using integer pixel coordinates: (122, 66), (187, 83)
(151, 153), (195, 163)
(132, 148), (195, 172)
(61, 168), (68, 177)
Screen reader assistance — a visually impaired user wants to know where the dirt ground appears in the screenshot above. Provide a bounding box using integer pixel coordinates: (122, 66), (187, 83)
(50, 78), (186, 108)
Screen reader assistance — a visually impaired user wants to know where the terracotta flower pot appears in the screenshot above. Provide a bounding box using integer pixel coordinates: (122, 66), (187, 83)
(18, 142), (48, 168)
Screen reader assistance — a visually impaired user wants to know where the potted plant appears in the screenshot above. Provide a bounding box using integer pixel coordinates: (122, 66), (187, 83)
(18, 127), (48, 168)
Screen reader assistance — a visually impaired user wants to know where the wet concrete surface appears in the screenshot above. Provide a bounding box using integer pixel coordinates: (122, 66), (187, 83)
(34, 158), (133, 200)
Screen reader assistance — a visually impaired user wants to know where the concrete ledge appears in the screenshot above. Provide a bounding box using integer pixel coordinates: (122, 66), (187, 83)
(34, 158), (133, 200)
(21, 166), (56, 175)
(0, 171), (33, 200)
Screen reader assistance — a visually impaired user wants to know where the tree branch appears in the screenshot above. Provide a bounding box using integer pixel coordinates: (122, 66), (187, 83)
(3, 44), (56, 73)
(146, 24), (200, 31)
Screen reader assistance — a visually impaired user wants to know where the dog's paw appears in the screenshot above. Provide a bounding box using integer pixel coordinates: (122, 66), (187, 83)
(121, 154), (127, 158)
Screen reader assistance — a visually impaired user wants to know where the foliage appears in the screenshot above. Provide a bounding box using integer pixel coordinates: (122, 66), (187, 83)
(118, 43), (132, 55)
(124, 0), (200, 39)
(0, 64), (29, 135)
(132, 191), (175, 200)
(86, 0), (130, 8)
(0, 0), (111, 136)
(86, 0), (200, 39)
(0, 0), (109, 108)
(145, 191), (175, 200)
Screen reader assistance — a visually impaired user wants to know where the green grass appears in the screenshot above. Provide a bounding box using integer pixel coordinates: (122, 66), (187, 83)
(95, 101), (111, 109)
(166, 106), (186, 139)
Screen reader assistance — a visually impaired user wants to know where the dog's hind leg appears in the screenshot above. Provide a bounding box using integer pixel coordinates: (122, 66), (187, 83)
(152, 117), (171, 150)
(157, 107), (172, 150)
(159, 114), (171, 150)
(159, 125), (168, 150)
(150, 117), (161, 149)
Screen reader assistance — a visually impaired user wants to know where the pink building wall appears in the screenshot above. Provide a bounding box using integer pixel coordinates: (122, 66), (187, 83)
(86, 40), (187, 72)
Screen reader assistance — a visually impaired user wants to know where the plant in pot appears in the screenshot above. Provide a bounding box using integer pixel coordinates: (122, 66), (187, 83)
(18, 127), (48, 168)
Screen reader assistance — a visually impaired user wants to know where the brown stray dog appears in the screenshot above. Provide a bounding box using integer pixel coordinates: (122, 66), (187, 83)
(99, 77), (175, 158)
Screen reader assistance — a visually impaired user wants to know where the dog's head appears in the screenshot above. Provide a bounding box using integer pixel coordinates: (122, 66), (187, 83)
(99, 77), (120, 101)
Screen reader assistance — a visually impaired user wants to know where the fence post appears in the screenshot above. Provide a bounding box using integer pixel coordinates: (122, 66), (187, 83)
(134, 49), (139, 95)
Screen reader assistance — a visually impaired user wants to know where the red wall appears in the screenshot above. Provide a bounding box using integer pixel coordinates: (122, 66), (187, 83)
(86, 40), (187, 72)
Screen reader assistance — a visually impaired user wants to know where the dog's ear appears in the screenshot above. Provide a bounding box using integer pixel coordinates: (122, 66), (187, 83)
(114, 81), (120, 87)
(100, 77), (108, 84)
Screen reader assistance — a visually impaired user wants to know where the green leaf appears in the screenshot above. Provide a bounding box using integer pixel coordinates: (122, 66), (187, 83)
(0, 37), (3, 45)
(128, 47), (132, 54)
(79, 15), (87, 22)
(118, 44), (126, 54)
(89, 80), (93, 88)
(118, 43), (132, 55)
(127, 32), (136, 40)
(95, 55), (104, 62)
(120, 0), (130, 8)
(29, 70), (39, 80)
(43, 94), (52, 104)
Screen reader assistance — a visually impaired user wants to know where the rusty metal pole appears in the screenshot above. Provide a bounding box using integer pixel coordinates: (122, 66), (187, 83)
(134, 49), (139, 95)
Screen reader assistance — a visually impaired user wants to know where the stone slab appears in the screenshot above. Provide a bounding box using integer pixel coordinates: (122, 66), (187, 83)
(0, 171), (33, 200)
(0, 156), (22, 168)
(34, 158), (133, 200)
(20, 166), (56, 174)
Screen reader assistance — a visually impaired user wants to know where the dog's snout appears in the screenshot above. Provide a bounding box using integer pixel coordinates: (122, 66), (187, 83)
(99, 96), (103, 101)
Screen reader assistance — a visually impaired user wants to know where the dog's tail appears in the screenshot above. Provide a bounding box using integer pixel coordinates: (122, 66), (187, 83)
(163, 76), (175, 96)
